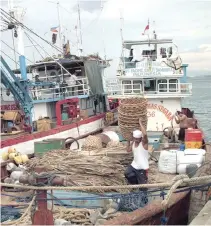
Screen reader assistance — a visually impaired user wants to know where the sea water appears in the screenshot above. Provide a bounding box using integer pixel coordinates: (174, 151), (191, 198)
(182, 76), (211, 141)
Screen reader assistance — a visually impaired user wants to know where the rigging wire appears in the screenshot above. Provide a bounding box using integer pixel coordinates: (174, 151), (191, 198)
(0, 6), (107, 59)
(24, 31), (83, 82)
(0, 8), (63, 53)
(1, 50), (20, 66)
(1, 40), (34, 64)
(0, 7), (108, 70)
(25, 33), (45, 60)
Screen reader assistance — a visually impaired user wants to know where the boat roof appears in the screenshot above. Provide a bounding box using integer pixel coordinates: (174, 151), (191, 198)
(123, 39), (173, 49)
(12, 58), (84, 74)
(31, 59), (84, 68)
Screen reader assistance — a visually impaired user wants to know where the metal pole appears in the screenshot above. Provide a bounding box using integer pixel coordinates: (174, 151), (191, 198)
(11, 30), (18, 69)
(75, 25), (80, 57)
(100, 0), (106, 60)
(77, 0), (83, 55)
(57, 1), (63, 51)
(8, 0), (18, 69)
(120, 9), (125, 72)
(16, 7), (27, 80)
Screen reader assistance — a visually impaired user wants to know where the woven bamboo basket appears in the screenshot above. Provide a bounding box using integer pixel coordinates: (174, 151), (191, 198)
(118, 98), (148, 140)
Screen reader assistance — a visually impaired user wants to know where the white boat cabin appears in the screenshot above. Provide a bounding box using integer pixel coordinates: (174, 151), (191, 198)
(106, 37), (192, 99)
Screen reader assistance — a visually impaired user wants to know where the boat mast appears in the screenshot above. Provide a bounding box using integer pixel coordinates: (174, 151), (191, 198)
(9, 1), (27, 80)
(56, 1), (63, 52)
(119, 9), (125, 73)
(147, 18), (150, 47)
(153, 20), (157, 60)
(8, 0), (18, 69)
(100, 0), (106, 60)
(77, 0), (83, 56)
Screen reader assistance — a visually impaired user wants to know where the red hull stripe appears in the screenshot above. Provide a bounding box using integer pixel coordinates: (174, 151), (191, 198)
(0, 114), (105, 148)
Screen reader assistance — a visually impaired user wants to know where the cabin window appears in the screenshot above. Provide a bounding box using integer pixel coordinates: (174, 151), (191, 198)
(144, 79), (156, 92)
(157, 79), (167, 92)
(133, 80), (142, 93)
(122, 80), (132, 93)
(169, 79), (178, 92)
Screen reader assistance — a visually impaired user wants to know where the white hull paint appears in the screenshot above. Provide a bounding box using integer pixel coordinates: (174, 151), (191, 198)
(0, 118), (104, 159)
(146, 98), (181, 131)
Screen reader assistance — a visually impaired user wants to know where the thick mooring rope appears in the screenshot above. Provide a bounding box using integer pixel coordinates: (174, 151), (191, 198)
(1, 175), (211, 191)
(1, 195), (36, 225)
(161, 175), (189, 208)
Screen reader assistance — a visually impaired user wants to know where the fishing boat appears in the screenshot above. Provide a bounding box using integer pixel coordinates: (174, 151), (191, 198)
(0, 3), (116, 156)
(101, 21), (211, 225)
(1, 4), (210, 225)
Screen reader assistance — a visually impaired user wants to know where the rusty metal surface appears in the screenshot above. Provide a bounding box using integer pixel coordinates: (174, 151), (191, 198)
(1, 160), (11, 183)
(104, 191), (190, 225)
(32, 167), (54, 225)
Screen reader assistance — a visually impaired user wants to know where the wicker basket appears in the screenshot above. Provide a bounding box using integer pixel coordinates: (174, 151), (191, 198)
(118, 98), (148, 140)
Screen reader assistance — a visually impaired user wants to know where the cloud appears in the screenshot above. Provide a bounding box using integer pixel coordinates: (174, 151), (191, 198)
(72, 1), (107, 13)
(180, 45), (211, 70)
(1, 0), (211, 75)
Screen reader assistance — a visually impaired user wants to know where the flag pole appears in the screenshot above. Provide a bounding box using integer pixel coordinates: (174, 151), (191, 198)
(57, 1), (63, 51)
(147, 18), (150, 47)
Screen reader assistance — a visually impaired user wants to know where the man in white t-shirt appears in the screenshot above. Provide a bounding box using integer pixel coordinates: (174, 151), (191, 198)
(125, 118), (149, 186)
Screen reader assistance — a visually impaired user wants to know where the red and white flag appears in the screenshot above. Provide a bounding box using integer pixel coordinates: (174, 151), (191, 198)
(142, 24), (149, 35)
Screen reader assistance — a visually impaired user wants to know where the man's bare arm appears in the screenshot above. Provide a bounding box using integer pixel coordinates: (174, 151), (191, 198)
(175, 115), (180, 124)
(139, 118), (148, 150)
(126, 141), (133, 152)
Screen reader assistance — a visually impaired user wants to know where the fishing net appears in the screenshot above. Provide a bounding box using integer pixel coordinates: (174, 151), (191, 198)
(118, 98), (148, 140)
(115, 190), (148, 212)
(1, 207), (22, 223)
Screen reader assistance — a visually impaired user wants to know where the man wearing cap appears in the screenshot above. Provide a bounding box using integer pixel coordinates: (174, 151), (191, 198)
(125, 118), (149, 186)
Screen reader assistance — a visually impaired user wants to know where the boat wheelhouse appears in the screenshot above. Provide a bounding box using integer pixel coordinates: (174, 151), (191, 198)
(105, 32), (192, 131)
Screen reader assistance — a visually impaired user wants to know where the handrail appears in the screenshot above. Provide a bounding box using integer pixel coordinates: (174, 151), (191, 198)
(30, 78), (90, 100)
(158, 83), (192, 93)
(106, 82), (192, 96)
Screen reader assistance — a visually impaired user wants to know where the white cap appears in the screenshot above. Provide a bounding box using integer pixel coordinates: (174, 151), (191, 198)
(133, 130), (142, 138)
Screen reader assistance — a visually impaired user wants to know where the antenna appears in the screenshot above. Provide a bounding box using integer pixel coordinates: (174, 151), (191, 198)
(148, 18), (150, 47)
(119, 9), (125, 71)
(100, 0), (106, 60)
(75, 25), (80, 56)
(77, 0), (83, 55)
(48, 1), (63, 51)
(56, 1), (63, 51)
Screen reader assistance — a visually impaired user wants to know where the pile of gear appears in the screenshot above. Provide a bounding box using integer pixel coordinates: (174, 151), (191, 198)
(26, 149), (129, 193)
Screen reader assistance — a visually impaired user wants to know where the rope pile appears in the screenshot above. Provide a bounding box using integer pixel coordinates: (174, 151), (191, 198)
(118, 98), (148, 140)
(3, 205), (93, 225)
(26, 150), (129, 193)
(82, 135), (103, 151)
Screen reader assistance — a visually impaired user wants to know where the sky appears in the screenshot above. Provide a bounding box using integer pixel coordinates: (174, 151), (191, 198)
(1, 0), (211, 76)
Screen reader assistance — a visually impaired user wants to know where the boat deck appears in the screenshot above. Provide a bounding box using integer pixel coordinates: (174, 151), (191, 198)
(1, 131), (26, 141)
(189, 200), (211, 225)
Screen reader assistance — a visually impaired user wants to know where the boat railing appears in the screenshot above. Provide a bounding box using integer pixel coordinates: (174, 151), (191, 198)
(31, 78), (90, 100)
(106, 82), (192, 96)
(158, 83), (192, 93)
